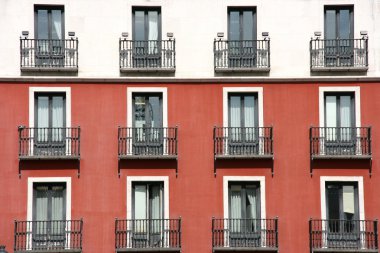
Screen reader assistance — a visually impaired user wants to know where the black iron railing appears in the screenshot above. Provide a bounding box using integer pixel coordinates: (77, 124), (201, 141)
(310, 219), (378, 251)
(115, 218), (181, 251)
(20, 38), (78, 71)
(310, 127), (371, 158)
(214, 39), (270, 71)
(14, 220), (83, 252)
(118, 127), (178, 158)
(214, 127), (273, 158)
(119, 40), (175, 71)
(18, 127), (81, 159)
(212, 218), (278, 250)
(310, 38), (368, 70)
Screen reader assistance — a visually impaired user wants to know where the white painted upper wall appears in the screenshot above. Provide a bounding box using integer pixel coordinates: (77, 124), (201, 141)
(0, 0), (380, 78)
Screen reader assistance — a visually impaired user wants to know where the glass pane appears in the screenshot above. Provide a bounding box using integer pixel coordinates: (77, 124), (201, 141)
(229, 11), (240, 40)
(51, 10), (62, 40)
(148, 11), (159, 41)
(325, 10), (336, 40)
(148, 96), (162, 128)
(37, 10), (49, 40)
(35, 186), (49, 221)
(134, 185), (147, 220)
(134, 96), (146, 128)
(150, 185), (162, 220)
(340, 96), (352, 128)
(134, 11), (145, 40)
(52, 96), (64, 128)
(244, 96), (256, 128)
(326, 96), (337, 127)
(327, 185), (340, 220)
(230, 185), (242, 233)
(242, 11), (254, 40)
(230, 96), (241, 128)
(343, 186), (355, 219)
(51, 186), (65, 221)
(339, 9), (351, 39)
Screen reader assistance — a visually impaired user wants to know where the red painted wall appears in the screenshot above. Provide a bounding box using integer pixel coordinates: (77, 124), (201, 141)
(0, 82), (379, 253)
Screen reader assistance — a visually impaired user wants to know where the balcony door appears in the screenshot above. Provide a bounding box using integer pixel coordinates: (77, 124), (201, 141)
(132, 93), (163, 155)
(228, 93), (258, 155)
(33, 183), (66, 249)
(229, 182), (261, 247)
(324, 93), (355, 155)
(326, 182), (360, 248)
(35, 6), (64, 67)
(324, 6), (354, 67)
(228, 8), (257, 68)
(34, 93), (66, 156)
(132, 7), (161, 68)
(132, 182), (164, 248)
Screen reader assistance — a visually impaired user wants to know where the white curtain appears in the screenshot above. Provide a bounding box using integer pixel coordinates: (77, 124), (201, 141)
(37, 97), (49, 142)
(52, 97), (64, 142)
(134, 185), (147, 233)
(340, 96), (352, 141)
(35, 187), (48, 235)
(230, 185), (242, 232)
(148, 11), (158, 54)
(246, 188), (257, 231)
(325, 96), (337, 141)
(244, 96), (256, 141)
(343, 186), (355, 218)
(230, 97), (241, 142)
(51, 186), (65, 234)
(51, 10), (62, 40)
(151, 185), (162, 234)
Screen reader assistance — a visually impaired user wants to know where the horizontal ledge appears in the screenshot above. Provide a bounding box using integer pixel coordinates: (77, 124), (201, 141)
(213, 247), (278, 252)
(311, 155), (372, 160)
(119, 155), (177, 160)
(116, 248), (181, 252)
(311, 67), (368, 72)
(15, 250), (82, 253)
(215, 68), (270, 73)
(312, 249), (378, 253)
(215, 155), (273, 159)
(21, 67), (78, 72)
(19, 156), (80, 160)
(120, 68), (175, 73)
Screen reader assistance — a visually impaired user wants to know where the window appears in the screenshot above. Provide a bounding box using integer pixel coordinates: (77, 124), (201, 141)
(228, 93), (259, 154)
(132, 182), (164, 247)
(324, 6), (354, 66)
(324, 93), (355, 154)
(33, 182), (66, 249)
(228, 7), (257, 68)
(132, 93), (163, 155)
(228, 182), (261, 247)
(34, 6), (65, 67)
(132, 7), (161, 68)
(325, 182), (359, 248)
(34, 93), (66, 156)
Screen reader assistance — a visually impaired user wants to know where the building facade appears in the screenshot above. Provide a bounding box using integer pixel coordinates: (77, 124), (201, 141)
(0, 0), (380, 253)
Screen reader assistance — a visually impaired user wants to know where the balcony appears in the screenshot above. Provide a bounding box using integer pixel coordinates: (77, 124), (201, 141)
(214, 39), (270, 72)
(214, 127), (273, 159)
(18, 127), (81, 160)
(115, 218), (181, 252)
(310, 219), (378, 253)
(310, 38), (368, 72)
(14, 219), (83, 253)
(212, 218), (278, 252)
(119, 39), (176, 72)
(310, 127), (371, 160)
(20, 38), (78, 72)
(118, 127), (178, 159)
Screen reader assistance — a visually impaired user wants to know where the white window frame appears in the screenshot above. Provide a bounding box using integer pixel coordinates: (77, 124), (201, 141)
(29, 87), (71, 128)
(223, 87), (264, 128)
(27, 177), (72, 250)
(126, 87), (168, 155)
(126, 176), (169, 248)
(319, 86), (360, 128)
(222, 87), (264, 155)
(320, 176), (365, 248)
(319, 87), (361, 155)
(28, 87), (72, 156)
(223, 176), (266, 247)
